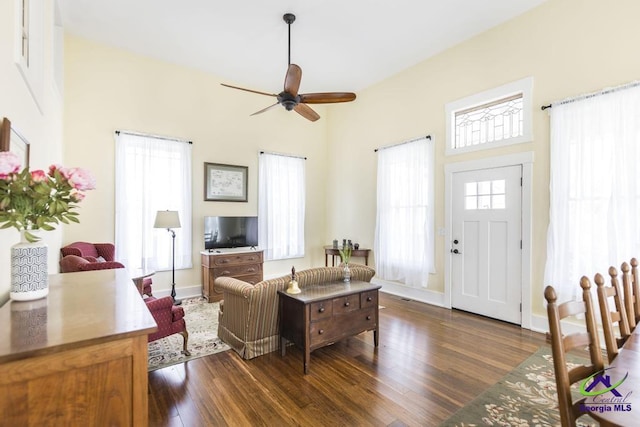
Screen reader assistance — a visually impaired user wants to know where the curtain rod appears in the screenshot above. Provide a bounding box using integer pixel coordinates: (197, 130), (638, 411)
(541, 80), (640, 110)
(374, 135), (431, 152)
(115, 130), (192, 144)
(259, 150), (307, 160)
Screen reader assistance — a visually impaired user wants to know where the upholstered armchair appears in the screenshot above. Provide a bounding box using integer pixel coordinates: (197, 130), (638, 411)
(59, 254), (125, 273)
(145, 296), (190, 355)
(59, 241), (125, 273)
(142, 277), (153, 297)
(60, 241), (117, 262)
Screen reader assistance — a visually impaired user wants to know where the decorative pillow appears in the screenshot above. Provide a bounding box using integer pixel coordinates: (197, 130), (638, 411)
(96, 256), (106, 263)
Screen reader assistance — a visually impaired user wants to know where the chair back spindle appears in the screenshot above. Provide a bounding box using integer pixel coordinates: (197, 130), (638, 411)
(630, 258), (640, 325)
(621, 262), (636, 331)
(545, 278), (604, 427)
(596, 269), (631, 363)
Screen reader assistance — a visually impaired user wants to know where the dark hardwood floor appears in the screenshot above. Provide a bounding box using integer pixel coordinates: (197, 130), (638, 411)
(148, 292), (547, 426)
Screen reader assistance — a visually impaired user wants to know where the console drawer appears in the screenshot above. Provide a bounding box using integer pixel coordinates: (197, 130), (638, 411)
(212, 263), (262, 278)
(212, 252), (263, 267)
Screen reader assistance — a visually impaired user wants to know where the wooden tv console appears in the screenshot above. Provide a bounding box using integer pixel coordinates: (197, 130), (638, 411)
(201, 249), (264, 302)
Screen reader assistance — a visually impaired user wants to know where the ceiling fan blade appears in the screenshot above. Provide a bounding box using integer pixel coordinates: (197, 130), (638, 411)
(294, 103), (320, 122)
(284, 64), (302, 96)
(299, 92), (357, 104)
(221, 83), (277, 97)
(250, 102), (281, 116)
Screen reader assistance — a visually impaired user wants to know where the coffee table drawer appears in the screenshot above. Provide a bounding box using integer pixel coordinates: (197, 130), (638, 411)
(361, 290), (378, 308)
(332, 294), (360, 314)
(310, 301), (333, 321)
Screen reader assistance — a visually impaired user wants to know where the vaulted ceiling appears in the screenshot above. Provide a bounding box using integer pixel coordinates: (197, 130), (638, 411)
(59, 0), (547, 93)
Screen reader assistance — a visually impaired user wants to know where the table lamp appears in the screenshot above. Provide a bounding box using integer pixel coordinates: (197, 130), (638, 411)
(154, 210), (181, 305)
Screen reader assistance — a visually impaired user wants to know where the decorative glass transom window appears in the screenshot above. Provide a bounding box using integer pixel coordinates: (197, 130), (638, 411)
(446, 77), (533, 155)
(465, 180), (506, 210)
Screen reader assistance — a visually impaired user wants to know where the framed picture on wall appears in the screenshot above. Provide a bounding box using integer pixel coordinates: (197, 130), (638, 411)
(204, 162), (248, 202)
(0, 117), (30, 169)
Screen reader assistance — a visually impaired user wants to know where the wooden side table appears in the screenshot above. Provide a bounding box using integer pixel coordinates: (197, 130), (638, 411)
(279, 280), (381, 374)
(324, 246), (371, 266)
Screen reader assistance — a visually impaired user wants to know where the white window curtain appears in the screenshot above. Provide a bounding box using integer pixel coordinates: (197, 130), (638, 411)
(115, 132), (193, 271)
(258, 152), (305, 260)
(545, 83), (640, 301)
(374, 137), (435, 287)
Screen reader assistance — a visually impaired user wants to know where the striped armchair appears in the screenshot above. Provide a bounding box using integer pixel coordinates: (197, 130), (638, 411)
(214, 264), (375, 360)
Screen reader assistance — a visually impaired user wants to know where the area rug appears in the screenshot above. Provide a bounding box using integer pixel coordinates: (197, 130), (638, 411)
(440, 346), (597, 426)
(147, 297), (230, 371)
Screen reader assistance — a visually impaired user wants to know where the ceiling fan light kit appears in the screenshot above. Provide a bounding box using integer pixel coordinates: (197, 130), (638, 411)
(221, 13), (356, 122)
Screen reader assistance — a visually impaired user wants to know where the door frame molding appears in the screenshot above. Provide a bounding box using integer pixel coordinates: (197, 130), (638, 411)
(444, 152), (534, 329)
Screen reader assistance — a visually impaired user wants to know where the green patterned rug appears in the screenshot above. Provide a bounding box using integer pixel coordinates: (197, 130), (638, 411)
(441, 346), (597, 426)
(147, 297), (230, 371)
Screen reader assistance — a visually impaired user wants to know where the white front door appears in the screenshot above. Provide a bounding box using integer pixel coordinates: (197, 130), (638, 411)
(450, 165), (522, 324)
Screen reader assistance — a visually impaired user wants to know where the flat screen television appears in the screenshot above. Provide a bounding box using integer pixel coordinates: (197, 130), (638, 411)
(204, 216), (258, 250)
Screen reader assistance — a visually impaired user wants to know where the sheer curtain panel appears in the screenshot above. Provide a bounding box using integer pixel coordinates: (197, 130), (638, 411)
(258, 152), (305, 260)
(115, 132), (193, 272)
(545, 84), (640, 301)
(374, 138), (435, 288)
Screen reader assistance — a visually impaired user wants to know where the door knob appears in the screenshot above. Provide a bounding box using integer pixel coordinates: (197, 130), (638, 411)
(453, 239), (459, 244)
(450, 249), (461, 254)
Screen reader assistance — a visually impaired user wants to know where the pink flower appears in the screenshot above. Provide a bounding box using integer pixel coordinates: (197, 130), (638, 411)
(30, 170), (47, 183)
(70, 190), (85, 202)
(66, 168), (96, 191)
(0, 151), (21, 178)
(48, 164), (62, 176)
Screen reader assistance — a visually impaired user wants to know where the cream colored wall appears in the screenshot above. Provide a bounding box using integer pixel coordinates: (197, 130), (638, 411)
(0, 1), (64, 304)
(63, 36), (328, 295)
(327, 0), (640, 318)
(5, 0), (639, 321)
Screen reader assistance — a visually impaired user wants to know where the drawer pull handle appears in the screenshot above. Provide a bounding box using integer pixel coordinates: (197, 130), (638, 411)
(367, 296), (372, 302)
(344, 302), (350, 307)
(221, 271), (231, 276)
(366, 315), (372, 320)
(318, 329), (324, 335)
(247, 268), (256, 272)
(319, 307), (325, 313)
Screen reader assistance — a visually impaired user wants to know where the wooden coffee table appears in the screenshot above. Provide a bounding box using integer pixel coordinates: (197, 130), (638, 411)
(278, 280), (381, 374)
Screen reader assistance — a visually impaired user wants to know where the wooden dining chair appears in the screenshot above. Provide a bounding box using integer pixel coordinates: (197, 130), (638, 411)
(595, 269), (631, 363)
(630, 258), (640, 326)
(545, 278), (605, 427)
(621, 262), (637, 332)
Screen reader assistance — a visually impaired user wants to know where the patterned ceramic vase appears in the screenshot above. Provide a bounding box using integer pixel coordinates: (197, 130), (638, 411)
(10, 230), (49, 301)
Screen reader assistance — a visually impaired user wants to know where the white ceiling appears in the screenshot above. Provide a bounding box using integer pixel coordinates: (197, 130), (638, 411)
(59, 0), (547, 94)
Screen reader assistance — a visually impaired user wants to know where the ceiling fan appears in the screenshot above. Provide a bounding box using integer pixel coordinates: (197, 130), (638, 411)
(221, 13), (356, 122)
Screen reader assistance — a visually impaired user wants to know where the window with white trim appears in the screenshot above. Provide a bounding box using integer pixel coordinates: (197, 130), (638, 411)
(258, 152), (306, 260)
(15, 0), (44, 110)
(115, 132), (193, 272)
(446, 77), (533, 155)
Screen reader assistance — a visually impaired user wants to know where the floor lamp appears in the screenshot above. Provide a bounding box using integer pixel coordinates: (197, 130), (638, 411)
(154, 210), (182, 305)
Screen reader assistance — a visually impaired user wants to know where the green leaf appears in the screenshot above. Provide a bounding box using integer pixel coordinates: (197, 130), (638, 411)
(24, 231), (41, 243)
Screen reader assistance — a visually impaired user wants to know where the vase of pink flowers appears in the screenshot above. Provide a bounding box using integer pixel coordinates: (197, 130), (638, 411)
(0, 151), (96, 301)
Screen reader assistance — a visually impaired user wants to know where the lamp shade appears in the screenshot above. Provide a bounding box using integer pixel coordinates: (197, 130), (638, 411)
(154, 210), (181, 229)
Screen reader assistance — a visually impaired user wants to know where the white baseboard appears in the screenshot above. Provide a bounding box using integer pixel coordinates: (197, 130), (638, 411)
(374, 277), (446, 307)
(152, 284), (203, 301)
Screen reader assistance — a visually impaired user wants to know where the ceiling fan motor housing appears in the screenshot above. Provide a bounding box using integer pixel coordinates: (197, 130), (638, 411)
(278, 92), (300, 111)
